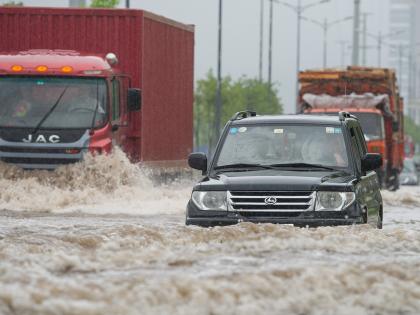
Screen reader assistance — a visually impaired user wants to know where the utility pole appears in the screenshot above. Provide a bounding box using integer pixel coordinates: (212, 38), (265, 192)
(268, 0), (273, 87)
(126, 0), (130, 8)
(352, 0), (361, 66)
(259, 0), (264, 81)
(214, 0), (223, 145)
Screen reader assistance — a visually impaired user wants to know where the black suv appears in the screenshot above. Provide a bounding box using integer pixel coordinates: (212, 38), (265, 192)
(186, 111), (383, 228)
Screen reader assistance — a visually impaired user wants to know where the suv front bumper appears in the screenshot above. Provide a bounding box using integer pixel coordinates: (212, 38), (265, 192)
(186, 201), (364, 227)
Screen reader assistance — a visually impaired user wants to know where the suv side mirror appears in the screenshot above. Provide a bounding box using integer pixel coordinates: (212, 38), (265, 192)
(392, 120), (399, 133)
(188, 152), (207, 174)
(128, 88), (142, 111)
(362, 153), (383, 173)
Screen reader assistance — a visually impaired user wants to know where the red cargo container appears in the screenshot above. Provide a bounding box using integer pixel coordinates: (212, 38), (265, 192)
(0, 7), (194, 169)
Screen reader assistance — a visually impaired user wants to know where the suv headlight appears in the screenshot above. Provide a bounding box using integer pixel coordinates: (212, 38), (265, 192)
(315, 191), (355, 211)
(192, 191), (227, 211)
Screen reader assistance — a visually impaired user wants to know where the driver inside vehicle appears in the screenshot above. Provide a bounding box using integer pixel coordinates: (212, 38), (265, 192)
(11, 83), (58, 118)
(301, 130), (347, 167)
(62, 84), (106, 127)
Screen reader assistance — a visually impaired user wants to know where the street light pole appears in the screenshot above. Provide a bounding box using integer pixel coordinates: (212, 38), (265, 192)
(377, 31), (382, 67)
(273, 0), (330, 110)
(259, 0), (264, 81)
(322, 18), (327, 68)
(126, 0), (129, 8)
(268, 0), (273, 87)
(214, 0), (223, 145)
(336, 40), (349, 67)
(362, 12), (369, 66)
(301, 16), (352, 68)
(295, 0), (302, 109)
(366, 30), (406, 67)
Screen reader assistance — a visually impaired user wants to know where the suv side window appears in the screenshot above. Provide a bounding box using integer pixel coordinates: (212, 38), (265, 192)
(111, 78), (120, 121)
(355, 125), (368, 156)
(349, 125), (362, 173)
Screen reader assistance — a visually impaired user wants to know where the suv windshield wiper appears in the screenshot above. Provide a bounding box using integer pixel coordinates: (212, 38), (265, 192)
(214, 163), (274, 171)
(31, 86), (68, 135)
(266, 163), (340, 171)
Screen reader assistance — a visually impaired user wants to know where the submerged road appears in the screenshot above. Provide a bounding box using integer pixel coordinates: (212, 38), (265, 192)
(0, 154), (419, 315)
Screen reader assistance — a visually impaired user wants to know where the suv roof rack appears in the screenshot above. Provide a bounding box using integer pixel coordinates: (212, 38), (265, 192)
(338, 111), (358, 121)
(230, 111), (257, 121)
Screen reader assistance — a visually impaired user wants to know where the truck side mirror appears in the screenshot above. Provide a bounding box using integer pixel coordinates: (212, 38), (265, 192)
(362, 153), (383, 173)
(188, 152), (207, 174)
(392, 120), (399, 133)
(128, 88), (142, 111)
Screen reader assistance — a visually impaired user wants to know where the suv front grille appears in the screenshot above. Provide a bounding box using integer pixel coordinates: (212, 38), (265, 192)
(228, 191), (315, 212)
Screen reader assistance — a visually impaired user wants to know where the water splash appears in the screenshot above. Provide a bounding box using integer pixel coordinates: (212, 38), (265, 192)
(0, 149), (192, 214)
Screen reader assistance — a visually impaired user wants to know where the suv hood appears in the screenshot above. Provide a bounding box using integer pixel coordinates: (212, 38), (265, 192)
(197, 169), (355, 192)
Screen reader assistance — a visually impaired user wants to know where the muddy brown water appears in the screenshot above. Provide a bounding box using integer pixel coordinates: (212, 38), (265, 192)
(0, 151), (419, 315)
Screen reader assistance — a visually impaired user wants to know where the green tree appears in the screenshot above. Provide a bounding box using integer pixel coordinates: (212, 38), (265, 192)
(194, 70), (283, 150)
(90, 0), (119, 8)
(2, 1), (23, 6)
(404, 116), (420, 144)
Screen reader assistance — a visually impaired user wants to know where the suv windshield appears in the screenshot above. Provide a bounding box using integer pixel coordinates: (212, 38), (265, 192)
(216, 124), (349, 169)
(0, 77), (107, 129)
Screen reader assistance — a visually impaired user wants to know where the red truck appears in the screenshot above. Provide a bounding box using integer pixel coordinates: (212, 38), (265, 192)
(299, 67), (404, 190)
(0, 7), (194, 171)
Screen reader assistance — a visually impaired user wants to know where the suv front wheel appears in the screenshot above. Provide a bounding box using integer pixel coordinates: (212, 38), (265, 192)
(376, 208), (383, 229)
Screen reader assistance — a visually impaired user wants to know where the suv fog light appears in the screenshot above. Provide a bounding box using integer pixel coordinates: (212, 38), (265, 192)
(315, 191), (355, 211)
(192, 191), (227, 211)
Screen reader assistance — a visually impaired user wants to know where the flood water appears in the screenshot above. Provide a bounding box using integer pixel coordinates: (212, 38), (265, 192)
(0, 151), (419, 315)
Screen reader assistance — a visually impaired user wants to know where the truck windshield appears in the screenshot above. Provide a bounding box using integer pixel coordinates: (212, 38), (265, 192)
(216, 125), (349, 169)
(349, 112), (384, 140)
(0, 77), (107, 129)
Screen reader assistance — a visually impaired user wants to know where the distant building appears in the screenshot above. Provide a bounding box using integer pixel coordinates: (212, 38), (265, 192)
(388, 0), (420, 123)
(69, 0), (86, 7)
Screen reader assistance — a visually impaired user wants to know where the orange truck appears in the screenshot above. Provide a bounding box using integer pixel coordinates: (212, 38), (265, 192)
(299, 66), (404, 190)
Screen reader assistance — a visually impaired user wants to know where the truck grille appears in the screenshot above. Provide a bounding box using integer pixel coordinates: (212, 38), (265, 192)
(0, 146), (81, 154)
(228, 191), (315, 213)
(1, 157), (80, 165)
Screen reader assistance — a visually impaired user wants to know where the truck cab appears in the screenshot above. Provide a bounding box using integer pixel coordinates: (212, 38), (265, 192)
(299, 67), (405, 191)
(0, 49), (140, 169)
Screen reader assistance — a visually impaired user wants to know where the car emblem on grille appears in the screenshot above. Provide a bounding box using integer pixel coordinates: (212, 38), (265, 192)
(264, 196), (277, 205)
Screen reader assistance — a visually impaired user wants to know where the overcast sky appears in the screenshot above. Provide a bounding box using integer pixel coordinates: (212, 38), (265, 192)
(2, 0), (391, 113)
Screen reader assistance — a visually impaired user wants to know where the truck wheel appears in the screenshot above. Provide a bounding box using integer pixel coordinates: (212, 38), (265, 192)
(377, 208), (383, 229)
(387, 170), (400, 191)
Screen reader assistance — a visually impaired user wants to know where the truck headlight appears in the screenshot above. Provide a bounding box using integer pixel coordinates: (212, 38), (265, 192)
(315, 191), (355, 211)
(192, 191), (227, 211)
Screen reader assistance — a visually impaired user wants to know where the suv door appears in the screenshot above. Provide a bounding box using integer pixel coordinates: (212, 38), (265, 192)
(351, 121), (381, 225)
